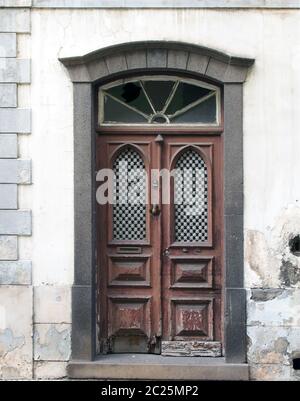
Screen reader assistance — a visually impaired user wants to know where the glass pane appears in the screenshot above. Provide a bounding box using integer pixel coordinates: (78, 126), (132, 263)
(103, 95), (148, 123)
(174, 149), (208, 242)
(100, 77), (219, 125)
(166, 82), (212, 115)
(106, 82), (153, 115)
(171, 95), (216, 124)
(142, 81), (174, 111)
(113, 147), (146, 240)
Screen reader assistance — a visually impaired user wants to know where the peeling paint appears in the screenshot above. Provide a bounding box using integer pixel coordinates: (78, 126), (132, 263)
(245, 230), (280, 288)
(246, 205), (300, 290)
(34, 324), (71, 361)
(280, 260), (300, 287)
(248, 326), (300, 367)
(274, 337), (289, 354)
(248, 288), (300, 327)
(0, 328), (25, 358)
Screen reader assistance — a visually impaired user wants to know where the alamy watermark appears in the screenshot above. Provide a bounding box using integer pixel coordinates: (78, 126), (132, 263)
(96, 161), (207, 216)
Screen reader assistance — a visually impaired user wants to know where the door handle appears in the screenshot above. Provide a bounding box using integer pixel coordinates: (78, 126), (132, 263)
(150, 204), (160, 216)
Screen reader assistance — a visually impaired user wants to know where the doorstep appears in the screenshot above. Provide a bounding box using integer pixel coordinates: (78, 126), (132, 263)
(68, 354), (249, 381)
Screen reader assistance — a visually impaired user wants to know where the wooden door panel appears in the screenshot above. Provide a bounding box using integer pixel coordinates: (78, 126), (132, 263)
(97, 134), (162, 354)
(107, 296), (152, 353)
(108, 296), (152, 337)
(170, 256), (214, 289)
(97, 133), (223, 355)
(161, 135), (223, 355)
(107, 254), (151, 287)
(171, 298), (214, 340)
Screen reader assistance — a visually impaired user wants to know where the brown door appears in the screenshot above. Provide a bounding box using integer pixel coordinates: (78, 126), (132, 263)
(97, 132), (223, 355)
(97, 134), (162, 353)
(160, 135), (223, 356)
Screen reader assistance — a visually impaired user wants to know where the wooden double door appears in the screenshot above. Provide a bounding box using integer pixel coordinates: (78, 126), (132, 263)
(97, 132), (223, 355)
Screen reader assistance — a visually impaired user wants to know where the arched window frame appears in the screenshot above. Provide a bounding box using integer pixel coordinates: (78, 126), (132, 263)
(108, 143), (150, 244)
(170, 145), (213, 247)
(98, 75), (221, 127)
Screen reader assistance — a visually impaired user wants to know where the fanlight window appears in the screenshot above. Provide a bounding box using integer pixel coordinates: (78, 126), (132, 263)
(99, 76), (220, 126)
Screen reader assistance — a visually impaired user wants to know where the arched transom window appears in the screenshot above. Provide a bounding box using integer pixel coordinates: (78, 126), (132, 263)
(98, 76), (221, 126)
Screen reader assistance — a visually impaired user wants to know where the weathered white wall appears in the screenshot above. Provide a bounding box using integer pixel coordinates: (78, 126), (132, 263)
(1, 7), (300, 380)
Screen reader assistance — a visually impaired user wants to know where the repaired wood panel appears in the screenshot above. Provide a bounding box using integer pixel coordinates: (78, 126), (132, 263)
(161, 341), (222, 357)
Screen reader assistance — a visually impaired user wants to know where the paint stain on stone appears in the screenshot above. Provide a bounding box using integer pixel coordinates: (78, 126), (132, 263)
(274, 337), (289, 355)
(280, 260), (300, 287)
(251, 289), (284, 302)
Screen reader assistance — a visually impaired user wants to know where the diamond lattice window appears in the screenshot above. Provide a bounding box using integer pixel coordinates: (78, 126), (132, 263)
(174, 149), (208, 242)
(113, 147), (147, 241)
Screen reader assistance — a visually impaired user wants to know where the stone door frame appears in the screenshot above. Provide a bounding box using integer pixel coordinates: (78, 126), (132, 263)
(59, 40), (254, 365)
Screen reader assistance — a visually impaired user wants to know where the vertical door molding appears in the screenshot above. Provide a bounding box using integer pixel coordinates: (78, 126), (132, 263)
(223, 83), (246, 363)
(60, 41), (254, 363)
(72, 83), (96, 360)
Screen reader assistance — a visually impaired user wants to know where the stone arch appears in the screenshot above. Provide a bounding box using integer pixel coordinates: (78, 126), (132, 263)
(60, 41), (254, 84)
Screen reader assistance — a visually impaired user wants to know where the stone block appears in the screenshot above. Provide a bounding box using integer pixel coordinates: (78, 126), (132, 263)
(34, 361), (67, 380)
(126, 50), (147, 70)
(0, 286), (33, 380)
(0, 59), (30, 83)
(105, 53), (127, 75)
(0, 235), (17, 260)
(0, 34), (16, 58)
(0, 84), (17, 107)
(34, 324), (71, 361)
(0, 159), (31, 184)
(66, 64), (90, 83)
(86, 59), (108, 82)
(72, 285), (93, 360)
(0, 261), (31, 285)
(0, 1), (31, 7)
(0, 9), (30, 33)
(205, 58), (228, 81)
(167, 49), (188, 70)
(0, 184), (17, 209)
(0, 109), (31, 133)
(225, 190), (243, 216)
(147, 49), (167, 68)
(0, 210), (31, 235)
(224, 63), (249, 83)
(225, 288), (247, 363)
(34, 286), (71, 324)
(187, 52), (209, 74)
(225, 215), (244, 287)
(0, 134), (18, 158)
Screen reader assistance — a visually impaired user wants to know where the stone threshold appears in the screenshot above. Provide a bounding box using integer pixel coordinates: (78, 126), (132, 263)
(68, 354), (249, 381)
